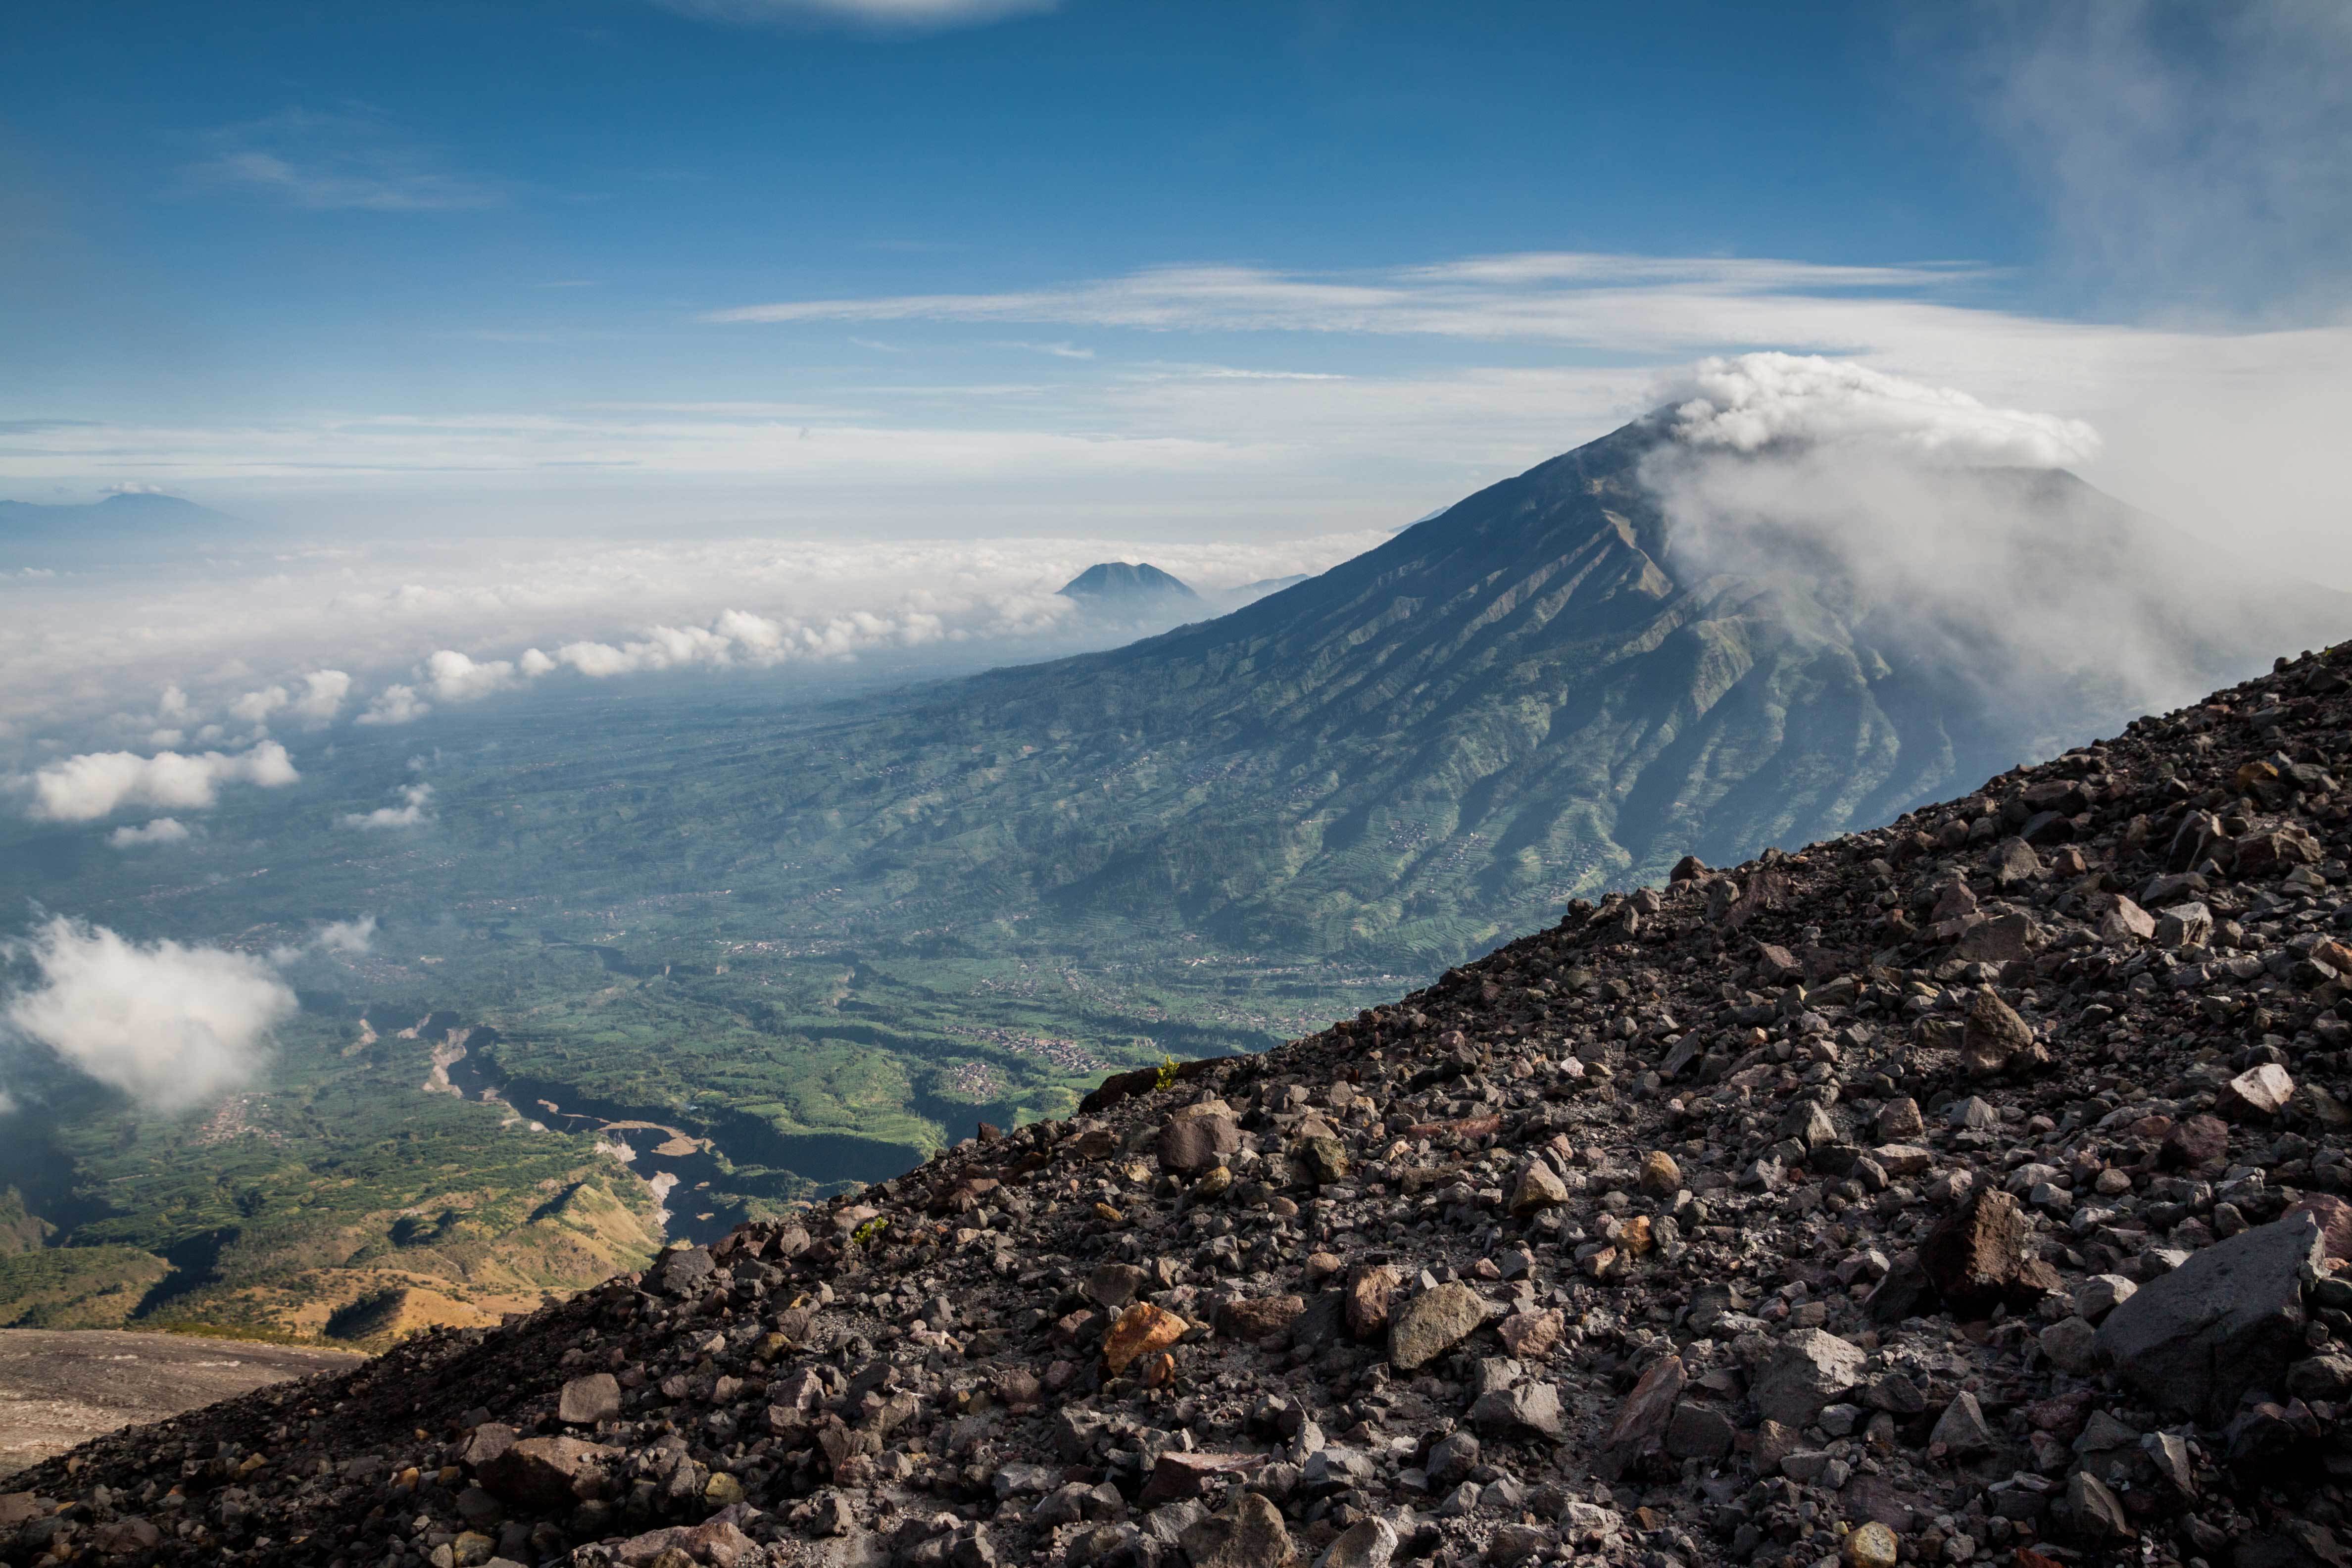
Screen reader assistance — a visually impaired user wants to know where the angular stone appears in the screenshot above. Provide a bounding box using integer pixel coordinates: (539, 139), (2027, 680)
(1389, 1280), (1484, 1371)
(2221, 1063), (2296, 1120)
(2065, 1471), (2133, 1540)
(1426, 1430), (1480, 1486)
(1483, 1524), (1554, 1567)
(1344, 1265), (1399, 1339)
(1960, 989), (2035, 1075)
(1509, 1161), (1568, 1215)
(2037, 1314), (2100, 1375)
(1639, 1150), (1682, 1197)
(2096, 1212), (2325, 1424)
(2074, 1274), (2137, 1321)
(477, 1436), (618, 1510)
(1929, 1391), (1996, 1457)
(1158, 1114), (1240, 1176)
(1875, 1098), (1925, 1140)
(1752, 1329), (1866, 1427)
(1919, 1186), (2059, 1316)
(1594, 1355), (1683, 1477)
(1664, 1402), (1735, 1459)
(1958, 912), (2038, 965)
(1468, 1380), (1565, 1441)
(557, 1373), (620, 1426)
(2160, 1113), (2230, 1169)
(1138, 1451), (1260, 1506)
(1218, 1295), (1306, 1345)
(2099, 896), (2156, 943)
(1177, 1492), (1292, 1568)
(1296, 1134), (1350, 1185)
(1843, 1521), (1901, 1568)
(1496, 1308), (1565, 1360)
(1314, 1517), (1398, 1568)
(1103, 1302), (1189, 1375)
(1086, 1262), (1150, 1309)
(2156, 901), (2215, 949)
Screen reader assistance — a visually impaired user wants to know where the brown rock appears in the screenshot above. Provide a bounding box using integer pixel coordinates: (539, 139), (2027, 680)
(1345, 1265), (1400, 1339)
(1510, 1160), (1569, 1214)
(477, 1436), (619, 1510)
(1875, 1099), (1925, 1141)
(1218, 1295), (1306, 1344)
(2160, 1114), (2230, 1170)
(1179, 1491), (1294, 1568)
(1139, 1451), (1263, 1506)
(1960, 989), (2035, 1074)
(1085, 1262), (1149, 1309)
(1497, 1309), (1566, 1360)
(1103, 1302), (1188, 1374)
(1595, 1355), (1685, 1479)
(1918, 1187), (2060, 1316)
(1389, 1280), (1485, 1371)
(1639, 1150), (1682, 1197)
(2285, 1194), (2352, 1264)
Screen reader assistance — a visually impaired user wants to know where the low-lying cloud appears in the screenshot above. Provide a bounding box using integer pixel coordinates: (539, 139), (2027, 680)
(17, 742), (298, 823)
(106, 818), (192, 850)
(2, 916), (295, 1114)
(339, 783), (433, 830)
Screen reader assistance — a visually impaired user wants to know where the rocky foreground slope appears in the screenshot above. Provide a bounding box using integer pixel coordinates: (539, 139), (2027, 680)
(17, 641), (2352, 1568)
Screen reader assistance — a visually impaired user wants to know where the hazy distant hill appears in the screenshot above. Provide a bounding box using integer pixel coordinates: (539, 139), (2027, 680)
(0, 492), (242, 565)
(1057, 560), (1202, 612)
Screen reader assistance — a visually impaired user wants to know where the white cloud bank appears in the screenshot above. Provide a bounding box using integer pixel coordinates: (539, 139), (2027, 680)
(1663, 353), (2102, 469)
(2, 917), (294, 1114)
(18, 742), (298, 823)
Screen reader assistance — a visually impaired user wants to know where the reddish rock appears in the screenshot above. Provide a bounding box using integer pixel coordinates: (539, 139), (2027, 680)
(1345, 1265), (1399, 1339)
(1595, 1355), (1686, 1479)
(2160, 1114), (2231, 1170)
(1918, 1187), (2061, 1316)
(1102, 1302), (1188, 1375)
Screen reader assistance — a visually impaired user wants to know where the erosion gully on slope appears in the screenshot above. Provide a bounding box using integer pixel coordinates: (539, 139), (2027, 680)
(14, 643), (2352, 1568)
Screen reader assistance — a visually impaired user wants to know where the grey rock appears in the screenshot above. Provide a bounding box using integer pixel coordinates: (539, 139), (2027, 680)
(2096, 1212), (2325, 1423)
(1751, 1328), (1866, 1427)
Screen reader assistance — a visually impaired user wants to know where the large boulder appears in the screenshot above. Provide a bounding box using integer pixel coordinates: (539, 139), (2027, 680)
(1157, 1111), (1240, 1176)
(1389, 1281), (1484, 1371)
(1752, 1329), (1866, 1428)
(477, 1436), (621, 1510)
(2096, 1212), (2325, 1423)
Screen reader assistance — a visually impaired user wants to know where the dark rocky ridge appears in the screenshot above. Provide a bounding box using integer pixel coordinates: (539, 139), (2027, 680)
(16, 640), (2352, 1568)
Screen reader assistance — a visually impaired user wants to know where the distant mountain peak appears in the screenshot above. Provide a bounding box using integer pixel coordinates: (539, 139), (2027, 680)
(1056, 561), (1201, 602)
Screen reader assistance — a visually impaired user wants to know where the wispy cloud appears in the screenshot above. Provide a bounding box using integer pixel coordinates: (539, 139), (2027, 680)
(996, 340), (1095, 360)
(653, 0), (1057, 33)
(1962, 0), (2352, 317)
(187, 108), (502, 213)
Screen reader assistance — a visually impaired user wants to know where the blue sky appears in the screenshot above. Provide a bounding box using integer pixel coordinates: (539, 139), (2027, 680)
(0, 2), (2346, 539)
